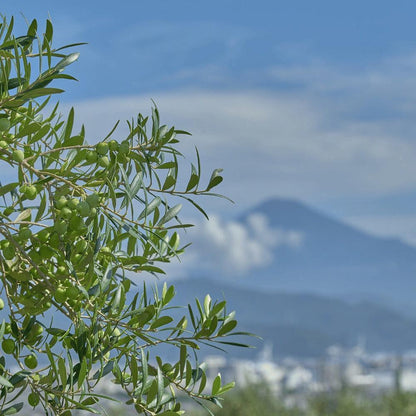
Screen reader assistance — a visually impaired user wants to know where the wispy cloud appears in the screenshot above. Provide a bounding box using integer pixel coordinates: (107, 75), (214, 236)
(164, 213), (303, 279)
(67, 85), (416, 209)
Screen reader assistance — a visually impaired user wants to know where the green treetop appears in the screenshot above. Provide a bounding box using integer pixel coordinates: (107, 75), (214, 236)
(0, 15), (248, 416)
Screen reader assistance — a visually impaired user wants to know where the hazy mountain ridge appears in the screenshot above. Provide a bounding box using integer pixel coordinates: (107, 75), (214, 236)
(234, 198), (416, 316)
(168, 197), (416, 357)
(171, 278), (416, 358)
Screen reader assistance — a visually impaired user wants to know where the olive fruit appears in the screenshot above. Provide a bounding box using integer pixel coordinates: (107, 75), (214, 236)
(60, 207), (73, 219)
(25, 354), (38, 369)
(0, 140), (8, 148)
(54, 286), (67, 303)
(24, 185), (38, 200)
(2, 246), (15, 260)
(96, 142), (109, 155)
(67, 198), (79, 210)
(109, 140), (119, 151)
(18, 228), (32, 240)
(86, 192), (100, 208)
(119, 141), (130, 155)
(98, 156), (109, 168)
(0, 118), (10, 131)
(2, 338), (14, 354)
(54, 220), (68, 235)
(77, 201), (91, 217)
(28, 392), (40, 407)
(12, 149), (24, 162)
(0, 298), (4, 310)
(65, 286), (78, 299)
(55, 196), (67, 209)
(85, 150), (98, 163)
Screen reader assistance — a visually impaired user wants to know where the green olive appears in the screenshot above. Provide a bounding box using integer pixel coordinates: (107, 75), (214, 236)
(0, 118), (10, 132)
(77, 201), (91, 217)
(54, 220), (68, 235)
(2, 338), (14, 354)
(119, 141), (130, 155)
(54, 286), (67, 303)
(12, 149), (24, 162)
(85, 150), (98, 163)
(98, 156), (110, 168)
(24, 185), (38, 200)
(55, 196), (67, 209)
(18, 228), (32, 240)
(60, 207), (73, 219)
(28, 392), (40, 407)
(109, 140), (119, 151)
(24, 354), (38, 369)
(67, 198), (80, 210)
(86, 192), (100, 208)
(96, 142), (109, 155)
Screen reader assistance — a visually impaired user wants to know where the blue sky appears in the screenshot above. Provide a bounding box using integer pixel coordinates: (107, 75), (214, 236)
(4, 1), (416, 247)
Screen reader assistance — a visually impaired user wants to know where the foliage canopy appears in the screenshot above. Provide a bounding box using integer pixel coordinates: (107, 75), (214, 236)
(0, 15), (248, 416)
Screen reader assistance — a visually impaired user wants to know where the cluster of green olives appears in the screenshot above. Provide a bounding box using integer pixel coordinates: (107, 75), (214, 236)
(84, 140), (130, 168)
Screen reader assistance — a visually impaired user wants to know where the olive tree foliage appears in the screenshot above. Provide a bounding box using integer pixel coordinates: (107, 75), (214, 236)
(0, 16), (249, 416)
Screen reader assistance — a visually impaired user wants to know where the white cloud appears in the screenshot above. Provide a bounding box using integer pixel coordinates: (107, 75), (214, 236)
(66, 88), (416, 212)
(164, 213), (303, 279)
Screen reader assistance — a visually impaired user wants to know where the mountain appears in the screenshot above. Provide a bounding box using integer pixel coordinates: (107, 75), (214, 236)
(171, 278), (416, 358)
(231, 198), (416, 317)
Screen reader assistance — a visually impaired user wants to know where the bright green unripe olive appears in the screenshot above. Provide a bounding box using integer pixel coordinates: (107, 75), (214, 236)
(54, 286), (67, 303)
(24, 185), (38, 200)
(0, 299), (4, 310)
(98, 156), (110, 168)
(0, 118), (10, 132)
(3, 207), (13, 216)
(69, 216), (84, 231)
(0, 140), (8, 148)
(60, 207), (72, 219)
(39, 245), (54, 259)
(19, 184), (28, 194)
(49, 233), (60, 249)
(119, 141), (130, 155)
(4, 323), (11, 334)
(2, 339), (14, 354)
(55, 196), (67, 209)
(0, 240), (10, 250)
(35, 229), (50, 243)
(85, 150), (98, 163)
(2, 246), (15, 260)
(28, 392), (40, 407)
(25, 354), (38, 369)
(75, 239), (88, 253)
(96, 141), (109, 155)
(89, 207), (97, 218)
(109, 140), (119, 151)
(77, 201), (91, 217)
(56, 265), (67, 276)
(30, 324), (43, 337)
(86, 192), (100, 208)
(100, 246), (111, 255)
(65, 286), (78, 298)
(18, 227), (32, 240)
(54, 220), (68, 235)
(67, 198), (80, 210)
(12, 149), (24, 162)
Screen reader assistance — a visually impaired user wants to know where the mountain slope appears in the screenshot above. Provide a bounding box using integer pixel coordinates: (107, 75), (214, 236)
(171, 278), (416, 358)
(234, 198), (416, 315)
